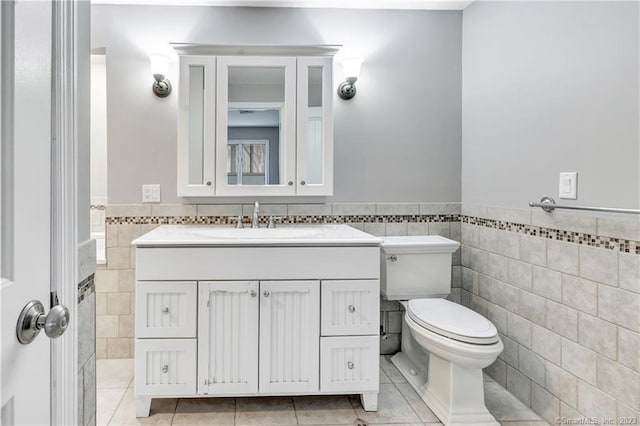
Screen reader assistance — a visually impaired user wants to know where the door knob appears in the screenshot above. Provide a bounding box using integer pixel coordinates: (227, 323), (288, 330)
(16, 300), (70, 344)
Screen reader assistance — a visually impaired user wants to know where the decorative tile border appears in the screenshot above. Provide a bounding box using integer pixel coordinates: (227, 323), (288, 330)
(463, 216), (640, 255)
(105, 214), (461, 226)
(101, 212), (640, 255)
(78, 274), (95, 303)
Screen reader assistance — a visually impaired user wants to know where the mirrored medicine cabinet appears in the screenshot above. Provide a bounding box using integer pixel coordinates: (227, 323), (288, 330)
(175, 44), (338, 197)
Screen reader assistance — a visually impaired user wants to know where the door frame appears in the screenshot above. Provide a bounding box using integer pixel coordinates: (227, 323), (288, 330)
(51, 1), (81, 424)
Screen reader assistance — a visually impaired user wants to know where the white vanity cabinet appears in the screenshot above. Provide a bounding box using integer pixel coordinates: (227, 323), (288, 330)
(133, 225), (381, 417)
(174, 44), (337, 197)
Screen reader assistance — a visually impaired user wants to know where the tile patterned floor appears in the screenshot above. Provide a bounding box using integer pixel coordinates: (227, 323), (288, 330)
(97, 357), (549, 426)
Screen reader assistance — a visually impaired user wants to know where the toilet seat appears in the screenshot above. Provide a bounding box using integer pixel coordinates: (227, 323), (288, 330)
(407, 299), (499, 345)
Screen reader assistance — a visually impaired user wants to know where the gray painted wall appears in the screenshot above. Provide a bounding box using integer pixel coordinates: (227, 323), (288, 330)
(91, 5), (462, 204)
(461, 1), (639, 209)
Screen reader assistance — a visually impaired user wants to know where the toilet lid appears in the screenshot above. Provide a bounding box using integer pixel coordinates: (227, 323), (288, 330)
(407, 299), (499, 345)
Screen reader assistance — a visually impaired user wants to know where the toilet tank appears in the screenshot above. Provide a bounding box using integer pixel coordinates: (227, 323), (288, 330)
(380, 235), (460, 300)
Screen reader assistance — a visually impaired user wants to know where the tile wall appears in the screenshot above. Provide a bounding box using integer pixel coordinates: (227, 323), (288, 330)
(95, 202), (462, 359)
(78, 273), (96, 426)
(459, 204), (640, 423)
(95, 201), (639, 424)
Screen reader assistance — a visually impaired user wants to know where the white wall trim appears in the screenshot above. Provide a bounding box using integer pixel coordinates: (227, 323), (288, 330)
(51, 1), (79, 424)
(92, 0), (473, 10)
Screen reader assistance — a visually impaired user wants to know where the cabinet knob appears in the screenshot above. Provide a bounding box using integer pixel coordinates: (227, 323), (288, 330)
(288, 181), (293, 186)
(206, 181), (212, 186)
(300, 181), (306, 186)
(347, 361), (354, 370)
(387, 255), (398, 262)
(263, 291), (270, 298)
(348, 305), (356, 313)
(162, 307), (170, 314)
(162, 364), (169, 373)
(249, 290), (257, 298)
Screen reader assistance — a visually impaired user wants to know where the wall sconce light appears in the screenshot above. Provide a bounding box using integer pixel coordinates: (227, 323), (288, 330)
(150, 53), (171, 98)
(337, 57), (363, 100)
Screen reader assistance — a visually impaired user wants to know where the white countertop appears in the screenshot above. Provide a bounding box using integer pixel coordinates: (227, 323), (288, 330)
(132, 224), (383, 247)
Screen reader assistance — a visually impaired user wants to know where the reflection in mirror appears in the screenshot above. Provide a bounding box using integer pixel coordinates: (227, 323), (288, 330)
(227, 140), (269, 185)
(188, 65), (205, 185)
(226, 67), (285, 186)
(306, 67), (323, 185)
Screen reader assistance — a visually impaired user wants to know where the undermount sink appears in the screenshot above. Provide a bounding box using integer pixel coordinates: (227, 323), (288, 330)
(191, 227), (322, 239)
(132, 224), (382, 247)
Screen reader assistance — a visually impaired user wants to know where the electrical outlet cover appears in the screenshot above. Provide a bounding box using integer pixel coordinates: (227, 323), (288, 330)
(142, 184), (161, 203)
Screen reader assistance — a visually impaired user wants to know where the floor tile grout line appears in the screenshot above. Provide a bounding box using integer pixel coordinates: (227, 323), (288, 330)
(390, 378), (427, 423)
(105, 386), (130, 426)
(234, 397), (239, 426)
(169, 395), (178, 425)
(291, 396), (300, 425)
(233, 397), (237, 426)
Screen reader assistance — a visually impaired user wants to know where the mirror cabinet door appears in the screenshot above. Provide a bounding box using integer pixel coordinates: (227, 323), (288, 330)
(178, 56), (216, 196)
(216, 56), (296, 196)
(296, 57), (333, 196)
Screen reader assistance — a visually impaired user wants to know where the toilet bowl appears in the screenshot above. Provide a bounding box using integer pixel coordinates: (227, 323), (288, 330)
(380, 236), (502, 426)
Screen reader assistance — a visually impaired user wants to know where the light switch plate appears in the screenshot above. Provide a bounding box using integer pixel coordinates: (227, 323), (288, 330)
(559, 172), (577, 200)
(142, 184), (161, 203)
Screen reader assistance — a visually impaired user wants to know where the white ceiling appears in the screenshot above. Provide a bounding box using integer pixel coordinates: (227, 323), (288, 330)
(91, 0), (473, 11)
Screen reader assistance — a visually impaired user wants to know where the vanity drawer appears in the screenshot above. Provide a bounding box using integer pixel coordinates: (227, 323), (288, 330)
(135, 339), (196, 396)
(321, 280), (379, 336)
(320, 336), (379, 392)
(136, 281), (197, 338)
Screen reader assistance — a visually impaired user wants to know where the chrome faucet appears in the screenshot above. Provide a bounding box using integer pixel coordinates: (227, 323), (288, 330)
(252, 201), (260, 228)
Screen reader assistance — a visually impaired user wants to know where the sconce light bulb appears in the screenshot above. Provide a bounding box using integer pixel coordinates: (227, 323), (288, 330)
(341, 57), (363, 80)
(149, 53), (170, 76)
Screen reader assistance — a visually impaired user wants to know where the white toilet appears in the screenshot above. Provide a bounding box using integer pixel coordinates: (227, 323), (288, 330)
(381, 235), (503, 426)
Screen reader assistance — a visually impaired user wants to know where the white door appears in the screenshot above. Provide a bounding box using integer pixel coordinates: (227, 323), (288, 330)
(1, 2), (57, 424)
(259, 280), (320, 393)
(198, 281), (259, 395)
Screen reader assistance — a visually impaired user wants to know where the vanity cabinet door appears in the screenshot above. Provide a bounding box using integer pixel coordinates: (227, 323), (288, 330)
(198, 281), (259, 395)
(296, 56), (333, 196)
(259, 280), (320, 393)
(177, 55), (216, 196)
